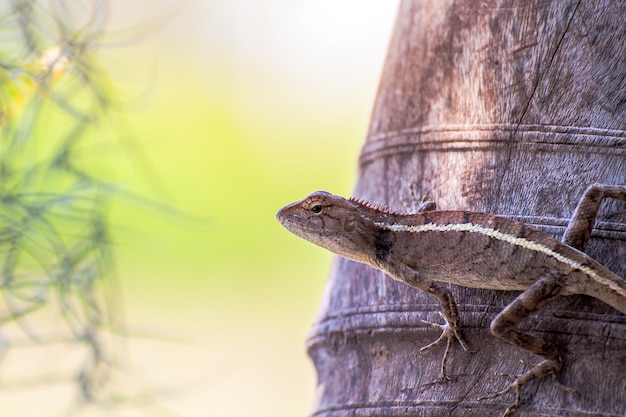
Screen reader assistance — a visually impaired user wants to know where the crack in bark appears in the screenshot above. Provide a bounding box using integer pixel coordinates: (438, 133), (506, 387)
(495, 0), (582, 204)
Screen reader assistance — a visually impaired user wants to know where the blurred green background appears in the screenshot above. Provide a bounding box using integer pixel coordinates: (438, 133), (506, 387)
(1, 0), (399, 415)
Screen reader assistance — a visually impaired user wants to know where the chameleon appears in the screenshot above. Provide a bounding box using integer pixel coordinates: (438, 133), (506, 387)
(276, 183), (626, 416)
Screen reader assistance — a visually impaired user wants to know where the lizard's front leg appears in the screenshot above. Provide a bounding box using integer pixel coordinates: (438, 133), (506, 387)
(480, 271), (573, 416)
(419, 281), (473, 379)
(384, 263), (472, 379)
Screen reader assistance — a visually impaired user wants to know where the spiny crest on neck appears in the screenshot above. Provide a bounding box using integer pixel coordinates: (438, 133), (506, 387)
(348, 196), (394, 214)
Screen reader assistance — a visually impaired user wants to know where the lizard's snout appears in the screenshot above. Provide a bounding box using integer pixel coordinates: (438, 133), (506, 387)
(276, 201), (302, 228)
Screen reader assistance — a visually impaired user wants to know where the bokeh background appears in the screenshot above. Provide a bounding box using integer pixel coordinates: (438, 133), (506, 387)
(1, 0), (399, 415)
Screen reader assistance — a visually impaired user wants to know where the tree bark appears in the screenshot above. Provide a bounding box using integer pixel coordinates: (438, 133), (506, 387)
(307, 1), (626, 416)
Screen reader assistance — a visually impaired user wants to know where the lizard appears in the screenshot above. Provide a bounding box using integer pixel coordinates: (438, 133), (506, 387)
(276, 183), (626, 416)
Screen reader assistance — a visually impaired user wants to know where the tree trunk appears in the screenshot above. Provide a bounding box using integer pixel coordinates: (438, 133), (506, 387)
(307, 1), (626, 416)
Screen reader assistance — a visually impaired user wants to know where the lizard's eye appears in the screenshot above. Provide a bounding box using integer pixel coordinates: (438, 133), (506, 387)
(310, 204), (323, 214)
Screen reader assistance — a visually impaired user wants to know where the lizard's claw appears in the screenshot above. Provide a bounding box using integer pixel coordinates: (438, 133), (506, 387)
(419, 312), (473, 379)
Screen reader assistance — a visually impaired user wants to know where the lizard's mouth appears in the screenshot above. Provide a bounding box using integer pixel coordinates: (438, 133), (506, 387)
(276, 207), (318, 237)
(276, 209), (304, 229)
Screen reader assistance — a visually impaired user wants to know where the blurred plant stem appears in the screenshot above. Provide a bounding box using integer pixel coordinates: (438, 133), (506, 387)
(0, 1), (134, 413)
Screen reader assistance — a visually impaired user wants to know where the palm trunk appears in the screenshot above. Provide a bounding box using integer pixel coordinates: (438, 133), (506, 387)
(307, 1), (626, 416)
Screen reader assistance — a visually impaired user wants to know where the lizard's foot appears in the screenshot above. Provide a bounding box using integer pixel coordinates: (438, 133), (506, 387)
(419, 312), (473, 379)
(478, 359), (577, 417)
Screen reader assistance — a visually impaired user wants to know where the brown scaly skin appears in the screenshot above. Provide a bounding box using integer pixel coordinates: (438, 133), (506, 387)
(277, 184), (626, 416)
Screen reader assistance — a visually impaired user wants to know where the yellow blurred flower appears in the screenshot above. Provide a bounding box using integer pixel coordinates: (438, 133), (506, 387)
(0, 45), (71, 126)
(37, 45), (70, 76)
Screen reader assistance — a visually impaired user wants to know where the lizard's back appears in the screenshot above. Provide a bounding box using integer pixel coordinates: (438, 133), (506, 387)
(375, 211), (626, 314)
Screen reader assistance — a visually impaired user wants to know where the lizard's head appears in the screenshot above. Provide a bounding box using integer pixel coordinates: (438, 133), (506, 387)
(276, 191), (374, 263)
